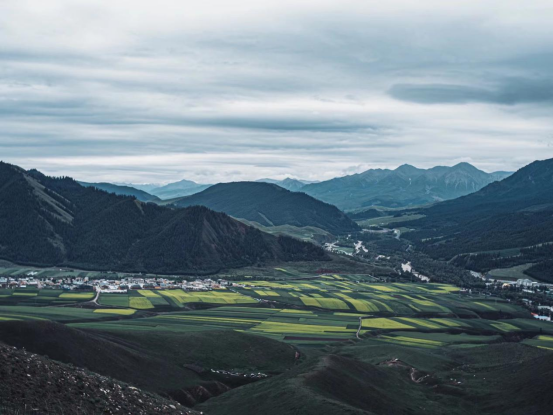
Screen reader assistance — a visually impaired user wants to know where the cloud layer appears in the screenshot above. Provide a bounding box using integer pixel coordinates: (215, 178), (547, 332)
(1, 0), (553, 184)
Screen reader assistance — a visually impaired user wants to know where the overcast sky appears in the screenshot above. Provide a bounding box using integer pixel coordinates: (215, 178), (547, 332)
(1, 0), (553, 184)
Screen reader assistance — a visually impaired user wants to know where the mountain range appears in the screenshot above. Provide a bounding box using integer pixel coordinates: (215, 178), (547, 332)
(0, 162), (327, 274)
(114, 180), (212, 199)
(301, 163), (512, 211)
(402, 158), (553, 277)
(148, 179), (212, 200)
(118, 177), (314, 201)
(165, 182), (360, 234)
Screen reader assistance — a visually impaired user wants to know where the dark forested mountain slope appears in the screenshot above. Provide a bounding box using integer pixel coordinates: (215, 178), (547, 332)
(79, 181), (161, 202)
(168, 182), (360, 234)
(302, 162), (511, 211)
(402, 158), (553, 261)
(0, 162), (327, 273)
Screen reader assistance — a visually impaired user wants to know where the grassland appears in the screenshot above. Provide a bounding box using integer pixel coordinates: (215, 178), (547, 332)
(235, 218), (333, 243)
(523, 334), (553, 351)
(488, 263), (535, 280)
(357, 214), (426, 228)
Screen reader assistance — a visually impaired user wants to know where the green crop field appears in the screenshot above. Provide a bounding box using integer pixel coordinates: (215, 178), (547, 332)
(234, 278), (526, 320)
(159, 289), (257, 307)
(0, 289), (94, 306)
(98, 288), (256, 310)
(358, 316), (553, 337)
(0, 306), (138, 322)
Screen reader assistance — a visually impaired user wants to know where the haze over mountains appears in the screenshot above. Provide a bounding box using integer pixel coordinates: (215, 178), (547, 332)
(301, 163), (512, 211)
(99, 163), (511, 212)
(148, 180), (212, 200)
(166, 182), (360, 235)
(0, 162), (327, 274)
(116, 177), (314, 200)
(115, 180), (212, 199)
(256, 178), (316, 192)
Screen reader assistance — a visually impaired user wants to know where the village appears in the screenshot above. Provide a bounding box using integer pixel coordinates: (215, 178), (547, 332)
(0, 272), (232, 293)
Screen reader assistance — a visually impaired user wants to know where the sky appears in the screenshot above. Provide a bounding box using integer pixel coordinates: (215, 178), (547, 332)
(1, 0), (553, 184)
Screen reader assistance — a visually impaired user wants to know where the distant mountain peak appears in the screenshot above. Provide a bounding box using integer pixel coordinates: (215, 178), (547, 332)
(395, 164), (419, 171)
(450, 162), (481, 172)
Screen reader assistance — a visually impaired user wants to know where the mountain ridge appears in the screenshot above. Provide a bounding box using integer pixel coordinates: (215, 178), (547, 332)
(301, 163), (512, 211)
(166, 181), (360, 235)
(401, 158), (553, 266)
(0, 162), (328, 274)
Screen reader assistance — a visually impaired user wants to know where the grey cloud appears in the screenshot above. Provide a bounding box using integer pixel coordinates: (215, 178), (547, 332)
(1, 1), (553, 183)
(389, 78), (553, 105)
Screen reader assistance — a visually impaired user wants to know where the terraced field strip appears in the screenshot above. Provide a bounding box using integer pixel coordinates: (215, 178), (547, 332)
(159, 289), (257, 306)
(0, 289), (95, 306)
(129, 297), (154, 309)
(359, 316), (553, 336)
(0, 306), (137, 322)
(99, 294), (129, 307)
(94, 309), (136, 315)
(299, 297), (349, 310)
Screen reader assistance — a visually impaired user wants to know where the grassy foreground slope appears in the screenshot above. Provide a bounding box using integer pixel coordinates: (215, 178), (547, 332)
(200, 341), (553, 415)
(0, 319), (296, 407)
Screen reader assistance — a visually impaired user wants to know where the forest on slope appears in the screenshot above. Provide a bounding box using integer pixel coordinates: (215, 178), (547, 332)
(0, 163), (328, 274)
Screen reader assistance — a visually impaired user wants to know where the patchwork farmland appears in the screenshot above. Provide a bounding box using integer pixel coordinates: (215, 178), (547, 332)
(232, 280), (525, 318)
(0, 272), (551, 354)
(71, 307), (362, 347)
